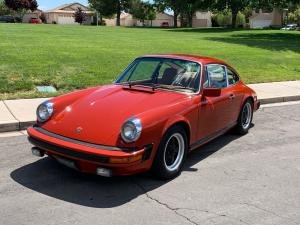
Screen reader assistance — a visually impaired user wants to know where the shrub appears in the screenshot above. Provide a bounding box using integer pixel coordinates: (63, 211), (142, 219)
(39, 12), (46, 23)
(214, 11), (246, 28)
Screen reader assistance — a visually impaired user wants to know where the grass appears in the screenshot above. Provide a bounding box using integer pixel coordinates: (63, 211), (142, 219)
(0, 24), (299, 100)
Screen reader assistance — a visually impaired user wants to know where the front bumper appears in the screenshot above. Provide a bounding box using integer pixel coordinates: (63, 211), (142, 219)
(27, 126), (153, 176)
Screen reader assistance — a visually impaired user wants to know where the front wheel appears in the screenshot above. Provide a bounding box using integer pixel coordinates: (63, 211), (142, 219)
(152, 126), (188, 180)
(235, 100), (253, 135)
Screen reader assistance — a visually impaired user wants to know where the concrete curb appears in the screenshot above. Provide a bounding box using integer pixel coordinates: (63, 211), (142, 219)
(1, 95), (300, 133)
(259, 95), (300, 104)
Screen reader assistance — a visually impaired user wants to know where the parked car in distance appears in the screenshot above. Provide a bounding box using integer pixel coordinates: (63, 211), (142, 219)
(0, 15), (15, 23)
(161, 22), (169, 27)
(281, 23), (299, 30)
(28, 54), (260, 180)
(30, 18), (41, 24)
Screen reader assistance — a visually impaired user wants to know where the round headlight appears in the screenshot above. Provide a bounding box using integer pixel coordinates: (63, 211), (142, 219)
(121, 118), (142, 143)
(37, 101), (54, 122)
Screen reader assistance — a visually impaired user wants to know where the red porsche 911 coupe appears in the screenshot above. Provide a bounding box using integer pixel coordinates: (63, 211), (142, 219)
(27, 54), (260, 179)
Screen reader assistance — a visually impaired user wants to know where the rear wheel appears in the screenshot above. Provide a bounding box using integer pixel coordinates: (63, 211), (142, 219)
(153, 126), (188, 180)
(236, 100), (253, 135)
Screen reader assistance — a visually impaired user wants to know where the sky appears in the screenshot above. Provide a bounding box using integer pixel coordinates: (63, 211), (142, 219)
(37, 0), (88, 10)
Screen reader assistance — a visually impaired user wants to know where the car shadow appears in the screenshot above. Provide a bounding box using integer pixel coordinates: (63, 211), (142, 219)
(10, 132), (243, 208)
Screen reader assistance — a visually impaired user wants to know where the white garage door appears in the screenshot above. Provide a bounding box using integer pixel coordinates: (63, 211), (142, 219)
(252, 20), (272, 28)
(57, 16), (77, 25)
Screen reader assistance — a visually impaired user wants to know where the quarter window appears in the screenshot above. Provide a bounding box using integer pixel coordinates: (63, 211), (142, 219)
(204, 65), (227, 89)
(227, 68), (240, 86)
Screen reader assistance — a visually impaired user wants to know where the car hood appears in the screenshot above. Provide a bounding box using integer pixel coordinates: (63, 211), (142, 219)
(42, 85), (190, 146)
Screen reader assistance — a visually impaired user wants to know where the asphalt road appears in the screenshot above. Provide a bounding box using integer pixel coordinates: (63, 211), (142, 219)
(0, 103), (300, 225)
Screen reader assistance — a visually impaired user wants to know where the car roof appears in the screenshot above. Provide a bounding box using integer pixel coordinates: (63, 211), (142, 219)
(142, 54), (228, 66)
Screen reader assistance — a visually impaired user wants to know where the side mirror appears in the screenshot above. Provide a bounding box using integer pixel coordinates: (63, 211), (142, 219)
(203, 88), (221, 97)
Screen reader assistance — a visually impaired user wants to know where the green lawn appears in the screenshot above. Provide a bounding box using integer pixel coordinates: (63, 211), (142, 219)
(0, 24), (299, 100)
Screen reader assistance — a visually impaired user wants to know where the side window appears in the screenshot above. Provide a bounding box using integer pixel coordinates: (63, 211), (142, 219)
(227, 68), (240, 86)
(205, 64), (227, 89)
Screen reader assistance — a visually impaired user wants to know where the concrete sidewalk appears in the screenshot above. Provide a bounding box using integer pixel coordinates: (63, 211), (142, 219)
(0, 81), (300, 133)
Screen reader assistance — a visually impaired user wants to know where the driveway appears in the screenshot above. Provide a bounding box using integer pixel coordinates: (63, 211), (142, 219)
(1, 103), (299, 225)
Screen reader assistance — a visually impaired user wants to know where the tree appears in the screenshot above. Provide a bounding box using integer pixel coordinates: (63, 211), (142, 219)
(74, 7), (86, 25)
(4, 0), (38, 20)
(145, 3), (156, 26)
(4, 0), (37, 11)
(130, 0), (156, 26)
(209, 0), (251, 28)
(88, 0), (130, 26)
(155, 0), (210, 27)
(180, 0), (210, 27)
(39, 12), (46, 23)
(130, 0), (146, 24)
(0, 0), (12, 16)
(155, 0), (182, 27)
(89, 0), (115, 18)
(116, 0), (131, 26)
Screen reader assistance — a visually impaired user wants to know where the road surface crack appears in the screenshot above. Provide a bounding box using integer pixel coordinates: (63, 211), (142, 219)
(132, 179), (250, 225)
(131, 179), (199, 225)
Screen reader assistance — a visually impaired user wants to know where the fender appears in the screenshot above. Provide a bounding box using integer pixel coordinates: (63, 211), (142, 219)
(162, 115), (192, 145)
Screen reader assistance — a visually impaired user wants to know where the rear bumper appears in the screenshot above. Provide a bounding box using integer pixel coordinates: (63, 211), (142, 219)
(27, 126), (153, 176)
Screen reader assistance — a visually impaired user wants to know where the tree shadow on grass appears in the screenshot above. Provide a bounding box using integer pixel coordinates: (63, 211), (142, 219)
(10, 133), (242, 208)
(166, 27), (245, 33)
(205, 32), (300, 53)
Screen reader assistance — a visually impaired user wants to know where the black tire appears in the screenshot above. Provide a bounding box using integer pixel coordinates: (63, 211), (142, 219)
(235, 99), (253, 135)
(152, 125), (188, 180)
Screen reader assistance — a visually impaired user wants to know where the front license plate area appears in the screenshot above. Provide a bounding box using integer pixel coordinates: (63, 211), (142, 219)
(54, 156), (78, 170)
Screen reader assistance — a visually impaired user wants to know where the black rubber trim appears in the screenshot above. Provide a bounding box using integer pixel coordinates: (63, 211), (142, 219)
(142, 144), (153, 161)
(33, 126), (135, 152)
(28, 136), (110, 163)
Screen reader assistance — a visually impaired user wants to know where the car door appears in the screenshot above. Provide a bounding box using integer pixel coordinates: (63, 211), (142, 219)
(197, 64), (232, 140)
(225, 67), (245, 124)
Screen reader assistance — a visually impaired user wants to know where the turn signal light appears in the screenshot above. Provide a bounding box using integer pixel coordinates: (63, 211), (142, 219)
(109, 154), (142, 164)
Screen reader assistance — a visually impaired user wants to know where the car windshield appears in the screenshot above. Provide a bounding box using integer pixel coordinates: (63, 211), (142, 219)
(115, 57), (201, 93)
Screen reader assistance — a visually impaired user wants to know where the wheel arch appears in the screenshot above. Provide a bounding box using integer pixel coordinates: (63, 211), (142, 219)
(243, 96), (254, 107)
(162, 118), (191, 147)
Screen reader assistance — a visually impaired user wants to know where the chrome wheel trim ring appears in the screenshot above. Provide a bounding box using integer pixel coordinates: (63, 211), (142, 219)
(242, 102), (252, 129)
(163, 133), (185, 172)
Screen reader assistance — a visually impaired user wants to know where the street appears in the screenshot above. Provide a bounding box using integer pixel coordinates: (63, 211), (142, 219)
(0, 102), (299, 225)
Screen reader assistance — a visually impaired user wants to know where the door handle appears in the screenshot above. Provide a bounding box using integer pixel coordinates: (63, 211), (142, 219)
(229, 94), (235, 100)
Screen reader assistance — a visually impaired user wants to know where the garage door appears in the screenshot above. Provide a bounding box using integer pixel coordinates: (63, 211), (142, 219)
(252, 20), (272, 28)
(57, 16), (77, 25)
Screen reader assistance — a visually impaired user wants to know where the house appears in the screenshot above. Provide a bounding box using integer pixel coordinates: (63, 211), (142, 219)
(104, 12), (175, 27)
(104, 12), (135, 26)
(44, 2), (94, 25)
(193, 11), (212, 28)
(22, 9), (42, 23)
(249, 9), (283, 28)
(137, 12), (212, 28)
(142, 13), (175, 27)
(106, 11), (212, 28)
